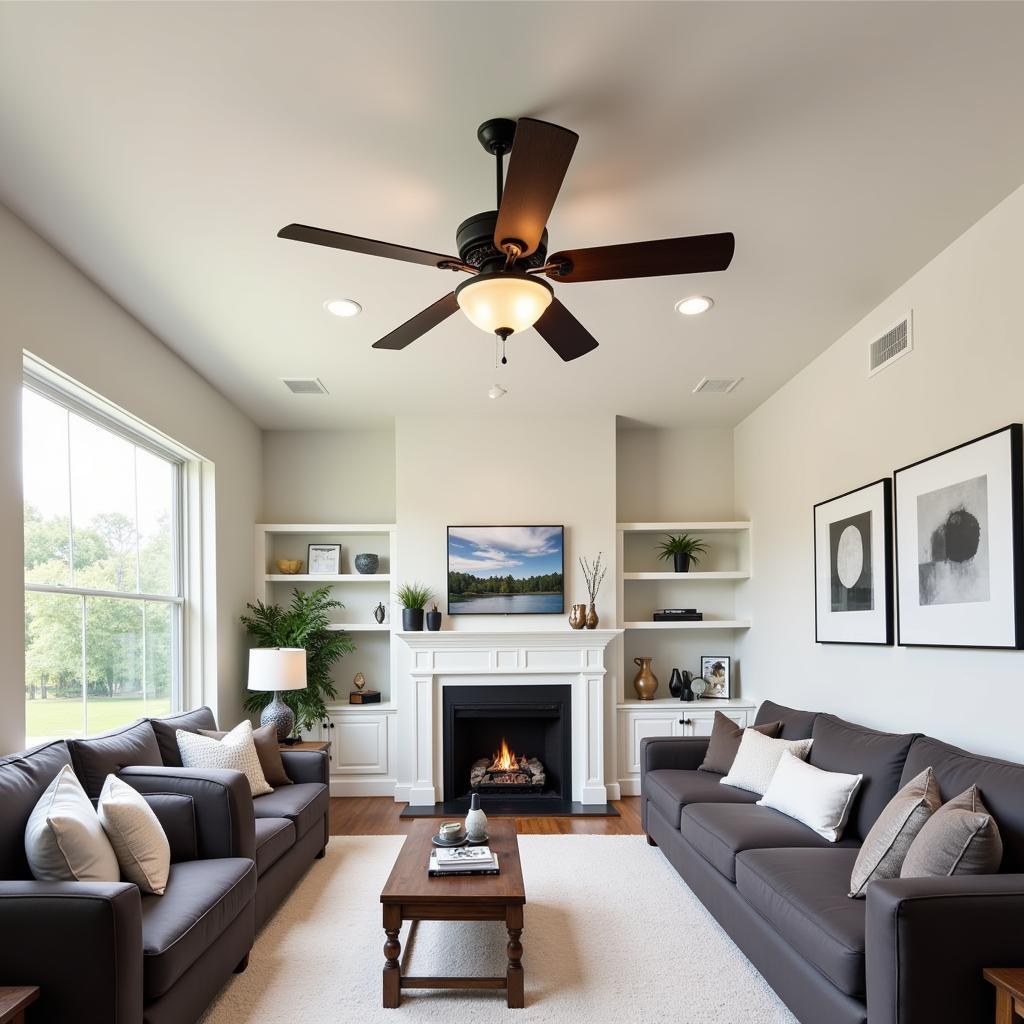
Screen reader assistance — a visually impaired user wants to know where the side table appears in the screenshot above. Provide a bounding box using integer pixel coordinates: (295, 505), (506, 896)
(984, 968), (1024, 1023)
(277, 740), (331, 753)
(0, 987), (39, 1024)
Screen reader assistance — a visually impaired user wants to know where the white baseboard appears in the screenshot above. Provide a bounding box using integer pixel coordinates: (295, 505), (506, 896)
(329, 778), (398, 798)
(392, 784), (412, 803)
(606, 782), (622, 801)
(618, 778), (641, 797)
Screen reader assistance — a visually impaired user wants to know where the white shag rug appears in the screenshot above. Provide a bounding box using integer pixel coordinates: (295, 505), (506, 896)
(202, 835), (795, 1023)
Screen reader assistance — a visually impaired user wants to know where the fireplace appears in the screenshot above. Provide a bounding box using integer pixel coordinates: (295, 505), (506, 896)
(442, 684), (572, 808)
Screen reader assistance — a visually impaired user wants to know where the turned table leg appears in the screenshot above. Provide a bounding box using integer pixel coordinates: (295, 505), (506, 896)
(382, 905), (402, 1008)
(506, 905), (524, 1009)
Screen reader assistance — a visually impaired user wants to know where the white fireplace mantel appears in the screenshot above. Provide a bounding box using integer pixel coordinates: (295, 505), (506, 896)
(395, 630), (622, 806)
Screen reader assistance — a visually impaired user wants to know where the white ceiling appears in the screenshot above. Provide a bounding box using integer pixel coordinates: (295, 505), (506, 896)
(2, 2), (1024, 430)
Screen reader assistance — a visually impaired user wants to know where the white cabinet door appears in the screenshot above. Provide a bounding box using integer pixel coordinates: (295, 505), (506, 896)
(626, 714), (677, 774)
(327, 712), (388, 775)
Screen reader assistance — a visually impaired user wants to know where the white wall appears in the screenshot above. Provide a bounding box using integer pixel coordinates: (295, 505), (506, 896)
(261, 427), (395, 523)
(0, 204), (262, 752)
(734, 182), (1024, 760)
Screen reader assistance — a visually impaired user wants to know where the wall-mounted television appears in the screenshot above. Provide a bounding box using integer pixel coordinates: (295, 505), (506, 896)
(447, 526), (564, 615)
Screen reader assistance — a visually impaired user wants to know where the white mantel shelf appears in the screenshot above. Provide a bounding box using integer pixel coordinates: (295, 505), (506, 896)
(394, 629), (622, 807)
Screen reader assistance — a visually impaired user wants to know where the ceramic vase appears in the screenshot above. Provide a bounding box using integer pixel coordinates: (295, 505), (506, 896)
(632, 657), (659, 701)
(402, 607), (424, 631)
(426, 608), (442, 631)
(668, 667), (684, 698)
(585, 603), (599, 629)
(354, 553), (379, 574)
(465, 792), (488, 842)
(569, 604), (587, 629)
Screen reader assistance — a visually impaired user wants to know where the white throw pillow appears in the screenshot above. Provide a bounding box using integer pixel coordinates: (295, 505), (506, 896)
(24, 765), (120, 882)
(757, 750), (864, 841)
(176, 720), (273, 796)
(720, 729), (814, 797)
(98, 774), (171, 895)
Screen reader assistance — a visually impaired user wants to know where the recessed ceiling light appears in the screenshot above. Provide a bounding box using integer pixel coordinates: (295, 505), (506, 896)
(323, 298), (362, 317)
(675, 295), (714, 316)
(488, 384), (508, 400)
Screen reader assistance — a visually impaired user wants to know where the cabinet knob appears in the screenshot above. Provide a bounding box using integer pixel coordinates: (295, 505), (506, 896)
(329, 722), (335, 729)
(679, 718), (692, 726)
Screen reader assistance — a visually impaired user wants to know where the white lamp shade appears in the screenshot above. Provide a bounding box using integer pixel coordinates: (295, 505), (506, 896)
(247, 647), (307, 692)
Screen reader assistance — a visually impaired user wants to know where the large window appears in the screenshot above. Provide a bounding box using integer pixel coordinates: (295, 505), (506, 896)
(23, 379), (185, 745)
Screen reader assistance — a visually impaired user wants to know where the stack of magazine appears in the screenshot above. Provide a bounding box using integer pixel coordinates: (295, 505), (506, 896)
(428, 845), (500, 877)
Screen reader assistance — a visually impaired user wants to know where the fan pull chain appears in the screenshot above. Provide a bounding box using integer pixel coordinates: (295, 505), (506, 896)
(502, 335), (508, 365)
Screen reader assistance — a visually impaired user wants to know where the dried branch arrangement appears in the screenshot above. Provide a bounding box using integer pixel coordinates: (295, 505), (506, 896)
(579, 552), (608, 605)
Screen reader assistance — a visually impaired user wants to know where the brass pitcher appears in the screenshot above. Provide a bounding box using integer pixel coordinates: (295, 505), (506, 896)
(569, 603), (587, 629)
(632, 657), (659, 700)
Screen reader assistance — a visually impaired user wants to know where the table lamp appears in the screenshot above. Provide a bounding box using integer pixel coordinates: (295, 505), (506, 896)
(248, 647), (307, 741)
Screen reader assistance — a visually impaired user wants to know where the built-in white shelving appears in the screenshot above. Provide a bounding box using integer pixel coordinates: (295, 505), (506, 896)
(264, 573), (392, 583)
(622, 619), (751, 630)
(622, 571), (749, 581)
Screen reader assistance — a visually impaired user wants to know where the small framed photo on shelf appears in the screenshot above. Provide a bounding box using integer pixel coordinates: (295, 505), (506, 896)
(700, 655), (731, 698)
(307, 543), (342, 575)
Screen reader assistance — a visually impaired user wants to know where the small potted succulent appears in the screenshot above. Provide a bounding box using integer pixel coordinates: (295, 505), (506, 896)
(396, 581), (434, 631)
(656, 533), (709, 573)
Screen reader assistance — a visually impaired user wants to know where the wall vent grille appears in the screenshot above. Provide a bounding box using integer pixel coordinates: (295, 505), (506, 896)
(282, 378), (329, 395)
(868, 313), (913, 377)
(692, 376), (743, 394)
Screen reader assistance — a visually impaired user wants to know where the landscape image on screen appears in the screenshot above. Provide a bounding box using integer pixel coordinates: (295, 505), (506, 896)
(448, 526), (564, 614)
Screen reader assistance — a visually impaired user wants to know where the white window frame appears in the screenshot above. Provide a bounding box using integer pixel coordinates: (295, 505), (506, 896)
(22, 354), (209, 729)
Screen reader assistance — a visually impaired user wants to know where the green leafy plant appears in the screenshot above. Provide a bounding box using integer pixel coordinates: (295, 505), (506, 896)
(241, 586), (355, 735)
(655, 533), (709, 568)
(395, 581), (434, 609)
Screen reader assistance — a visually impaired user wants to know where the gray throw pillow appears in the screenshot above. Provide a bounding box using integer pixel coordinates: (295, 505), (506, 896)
(699, 712), (782, 774)
(849, 766), (941, 898)
(901, 785), (1002, 878)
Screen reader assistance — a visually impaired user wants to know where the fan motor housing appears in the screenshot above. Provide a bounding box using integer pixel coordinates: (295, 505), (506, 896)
(456, 211), (548, 272)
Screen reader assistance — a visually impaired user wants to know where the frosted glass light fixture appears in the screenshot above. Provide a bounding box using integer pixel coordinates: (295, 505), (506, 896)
(455, 271), (553, 338)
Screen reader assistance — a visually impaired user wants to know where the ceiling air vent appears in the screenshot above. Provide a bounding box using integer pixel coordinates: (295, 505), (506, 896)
(282, 378), (329, 395)
(692, 376), (743, 394)
(868, 313), (913, 377)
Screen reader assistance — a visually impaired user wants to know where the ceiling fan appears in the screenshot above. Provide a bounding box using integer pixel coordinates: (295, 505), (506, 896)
(278, 117), (735, 363)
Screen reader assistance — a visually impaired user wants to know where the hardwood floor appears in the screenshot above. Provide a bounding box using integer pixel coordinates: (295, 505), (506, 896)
(330, 796), (643, 836)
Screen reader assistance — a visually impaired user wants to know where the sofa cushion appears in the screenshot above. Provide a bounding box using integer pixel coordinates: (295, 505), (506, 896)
(754, 700), (818, 740)
(808, 714), (918, 842)
(901, 785), (1003, 878)
(0, 739), (73, 879)
(645, 769), (759, 829)
(680, 802), (860, 882)
(98, 773), (171, 895)
(254, 817), (296, 875)
(699, 711), (782, 775)
(150, 706), (218, 767)
(736, 847), (866, 998)
(901, 735), (1024, 871)
(200, 724), (293, 787)
(66, 719), (162, 798)
(141, 856), (255, 1000)
(252, 783), (328, 840)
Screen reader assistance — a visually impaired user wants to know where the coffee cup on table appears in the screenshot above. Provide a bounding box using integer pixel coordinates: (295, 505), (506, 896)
(439, 821), (464, 843)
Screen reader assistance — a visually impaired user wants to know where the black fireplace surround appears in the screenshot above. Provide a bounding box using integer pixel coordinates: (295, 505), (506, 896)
(443, 684), (572, 810)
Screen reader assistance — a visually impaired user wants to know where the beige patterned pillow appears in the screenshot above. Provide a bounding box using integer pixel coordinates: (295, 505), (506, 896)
(176, 720), (272, 796)
(849, 767), (941, 898)
(98, 774), (171, 895)
(901, 785), (1002, 878)
(719, 729), (814, 796)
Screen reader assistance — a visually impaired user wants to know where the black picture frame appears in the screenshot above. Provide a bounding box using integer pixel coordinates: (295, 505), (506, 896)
(446, 525), (565, 615)
(813, 479), (894, 645)
(700, 655), (731, 699)
(894, 423), (1024, 649)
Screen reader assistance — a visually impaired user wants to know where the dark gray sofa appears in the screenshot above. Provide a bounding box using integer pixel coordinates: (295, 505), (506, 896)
(0, 707), (330, 1023)
(641, 700), (1024, 1024)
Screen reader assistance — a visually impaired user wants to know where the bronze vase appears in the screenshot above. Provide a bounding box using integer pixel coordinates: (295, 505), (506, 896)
(568, 604), (587, 629)
(585, 603), (599, 629)
(632, 657), (659, 700)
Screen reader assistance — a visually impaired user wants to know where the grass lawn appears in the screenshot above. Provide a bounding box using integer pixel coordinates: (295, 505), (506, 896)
(26, 696), (171, 745)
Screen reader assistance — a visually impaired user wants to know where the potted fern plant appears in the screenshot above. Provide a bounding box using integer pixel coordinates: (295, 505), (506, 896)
(241, 586), (355, 737)
(396, 581), (434, 631)
(656, 533), (709, 573)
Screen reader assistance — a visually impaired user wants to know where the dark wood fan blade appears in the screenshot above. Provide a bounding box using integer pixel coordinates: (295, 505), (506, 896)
(533, 298), (599, 362)
(372, 293), (459, 350)
(493, 118), (578, 259)
(546, 232), (735, 283)
(278, 224), (457, 269)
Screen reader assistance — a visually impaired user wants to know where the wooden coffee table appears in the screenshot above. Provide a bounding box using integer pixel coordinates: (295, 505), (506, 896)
(380, 819), (526, 1008)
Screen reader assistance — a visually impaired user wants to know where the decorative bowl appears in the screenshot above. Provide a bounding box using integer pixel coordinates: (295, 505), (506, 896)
(276, 559), (304, 574)
(354, 553), (379, 575)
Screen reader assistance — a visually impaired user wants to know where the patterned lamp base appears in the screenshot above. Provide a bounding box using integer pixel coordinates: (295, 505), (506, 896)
(261, 691), (295, 741)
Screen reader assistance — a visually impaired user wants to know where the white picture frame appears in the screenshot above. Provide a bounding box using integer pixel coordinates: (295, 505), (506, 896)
(307, 543), (341, 575)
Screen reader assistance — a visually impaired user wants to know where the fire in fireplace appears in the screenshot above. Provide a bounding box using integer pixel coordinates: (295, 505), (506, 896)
(470, 738), (546, 794)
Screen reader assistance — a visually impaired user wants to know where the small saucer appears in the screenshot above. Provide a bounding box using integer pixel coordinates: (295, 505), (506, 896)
(431, 833), (469, 848)
(466, 834), (489, 846)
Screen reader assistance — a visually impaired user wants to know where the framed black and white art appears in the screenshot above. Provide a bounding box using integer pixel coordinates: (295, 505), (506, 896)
(813, 479), (893, 645)
(894, 424), (1024, 649)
